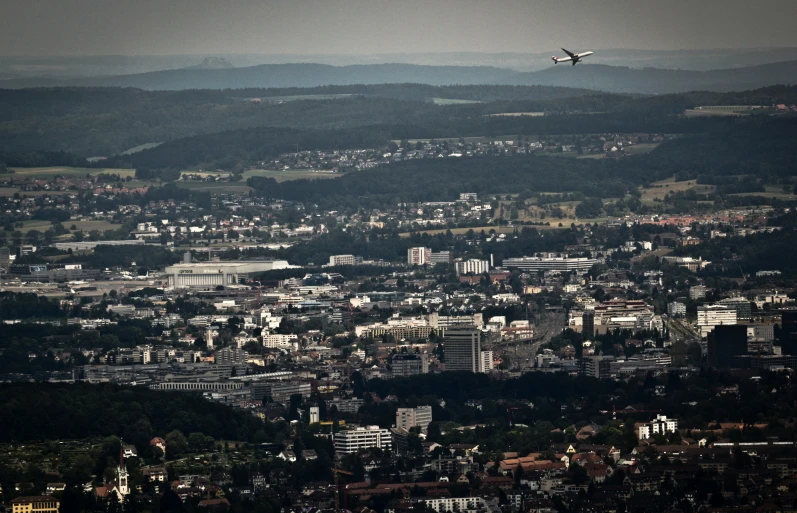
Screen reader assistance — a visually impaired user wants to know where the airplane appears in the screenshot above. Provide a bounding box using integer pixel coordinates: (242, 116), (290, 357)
(552, 48), (593, 66)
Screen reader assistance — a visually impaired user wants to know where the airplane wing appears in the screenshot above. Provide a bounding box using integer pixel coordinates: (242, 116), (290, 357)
(561, 48), (576, 58)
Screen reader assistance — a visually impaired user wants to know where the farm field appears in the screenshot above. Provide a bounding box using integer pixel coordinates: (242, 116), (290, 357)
(431, 98), (482, 105)
(639, 178), (715, 204)
(9, 167), (136, 179)
(174, 181), (253, 194)
(67, 220), (123, 232)
(241, 169), (343, 182)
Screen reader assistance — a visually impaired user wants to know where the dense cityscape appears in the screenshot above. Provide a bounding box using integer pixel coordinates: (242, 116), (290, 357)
(3, 4), (797, 513)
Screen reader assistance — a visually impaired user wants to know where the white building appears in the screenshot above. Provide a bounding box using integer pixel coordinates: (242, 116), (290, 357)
(407, 247), (432, 266)
(165, 260), (293, 289)
(328, 254), (362, 267)
(309, 406), (320, 424)
(334, 426), (392, 454)
(455, 259), (490, 276)
(425, 497), (491, 513)
(262, 333), (299, 350)
(395, 405), (433, 434)
(697, 305), (737, 337)
(502, 255), (597, 275)
(638, 414), (679, 440)
(668, 302), (686, 317)
(479, 350), (494, 373)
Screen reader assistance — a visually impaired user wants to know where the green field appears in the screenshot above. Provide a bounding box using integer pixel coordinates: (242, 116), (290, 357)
(174, 181), (253, 194)
(241, 169), (343, 183)
(486, 112), (545, 117)
(9, 166), (136, 179)
(262, 94), (354, 102)
(431, 98), (483, 105)
(68, 220), (123, 232)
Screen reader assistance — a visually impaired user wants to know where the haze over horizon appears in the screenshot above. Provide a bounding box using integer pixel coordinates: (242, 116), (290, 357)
(2, 0), (797, 57)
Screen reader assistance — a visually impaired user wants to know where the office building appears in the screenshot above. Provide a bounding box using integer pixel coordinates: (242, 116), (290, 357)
(407, 247), (432, 266)
(502, 255), (597, 275)
(444, 327), (481, 373)
(334, 426), (392, 454)
(580, 355), (613, 379)
(309, 406), (320, 424)
(719, 297), (753, 320)
(697, 305), (737, 337)
(328, 254), (362, 267)
(707, 325), (748, 368)
(637, 415), (678, 440)
(0, 246), (10, 269)
(395, 405), (433, 434)
(391, 353), (429, 376)
(781, 309), (797, 355)
(667, 302), (686, 317)
(582, 310), (595, 337)
(455, 259), (490, 276)
(430, 251), (453, 264)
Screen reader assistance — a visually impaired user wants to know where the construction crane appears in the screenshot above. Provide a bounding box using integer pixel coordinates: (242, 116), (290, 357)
(331, 467), (353, 511)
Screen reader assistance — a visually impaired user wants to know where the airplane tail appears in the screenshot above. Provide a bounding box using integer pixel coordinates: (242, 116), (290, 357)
(552, 56), (559, 64)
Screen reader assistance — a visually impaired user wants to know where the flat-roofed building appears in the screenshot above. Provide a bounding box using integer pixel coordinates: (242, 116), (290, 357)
(502, 255), (597, 275)
(396, 405), (433, 434)
(165, 260), (293, 289)
(11, 497), (60, 513)
(444, 327), (481, 373)
(334, 425), (392, 454)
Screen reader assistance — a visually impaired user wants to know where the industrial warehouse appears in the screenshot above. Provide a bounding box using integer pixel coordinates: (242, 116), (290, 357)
(165, 254), (294, 289)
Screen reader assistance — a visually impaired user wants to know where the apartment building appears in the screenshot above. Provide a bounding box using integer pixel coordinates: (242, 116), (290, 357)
(395, 405), (433, 433)
(455, 259), (490, 276)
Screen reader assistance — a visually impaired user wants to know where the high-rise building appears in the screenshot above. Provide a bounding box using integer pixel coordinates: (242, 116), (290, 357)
(707, 325), (748, 368)
(407, 247), (432, 266)
(479, 350), (494, 372)
(455, 259), (490, 276)
(582, 310), (595, 338)
(697, 305), (737, 337)
(781, 309), (797, 355)
(0, 247), (10, 269)
(395, 405), (433, 434)
(444, 327), (481, 372)
(718, 297), (753, 320)
(309, 406), (320, 424)
(391, 353), (429, 376)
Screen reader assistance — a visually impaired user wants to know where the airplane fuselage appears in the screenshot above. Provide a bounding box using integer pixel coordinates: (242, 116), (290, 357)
(552, 49), (593, 66)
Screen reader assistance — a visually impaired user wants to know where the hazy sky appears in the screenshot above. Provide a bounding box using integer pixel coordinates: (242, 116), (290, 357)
(2, 0), (796, 56)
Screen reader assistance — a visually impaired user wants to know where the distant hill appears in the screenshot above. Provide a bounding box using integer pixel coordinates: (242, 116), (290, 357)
(2, 60), (796, 94)
(184, 57), (234, 70)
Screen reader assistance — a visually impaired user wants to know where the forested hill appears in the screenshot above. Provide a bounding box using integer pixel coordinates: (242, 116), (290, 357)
(0, 383), (265, 443)
(3, 60), (797, 94)
(244, 117), (797, 209)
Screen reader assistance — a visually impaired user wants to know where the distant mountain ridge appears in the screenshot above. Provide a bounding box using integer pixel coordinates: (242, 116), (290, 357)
(2, 60), (797, 94)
